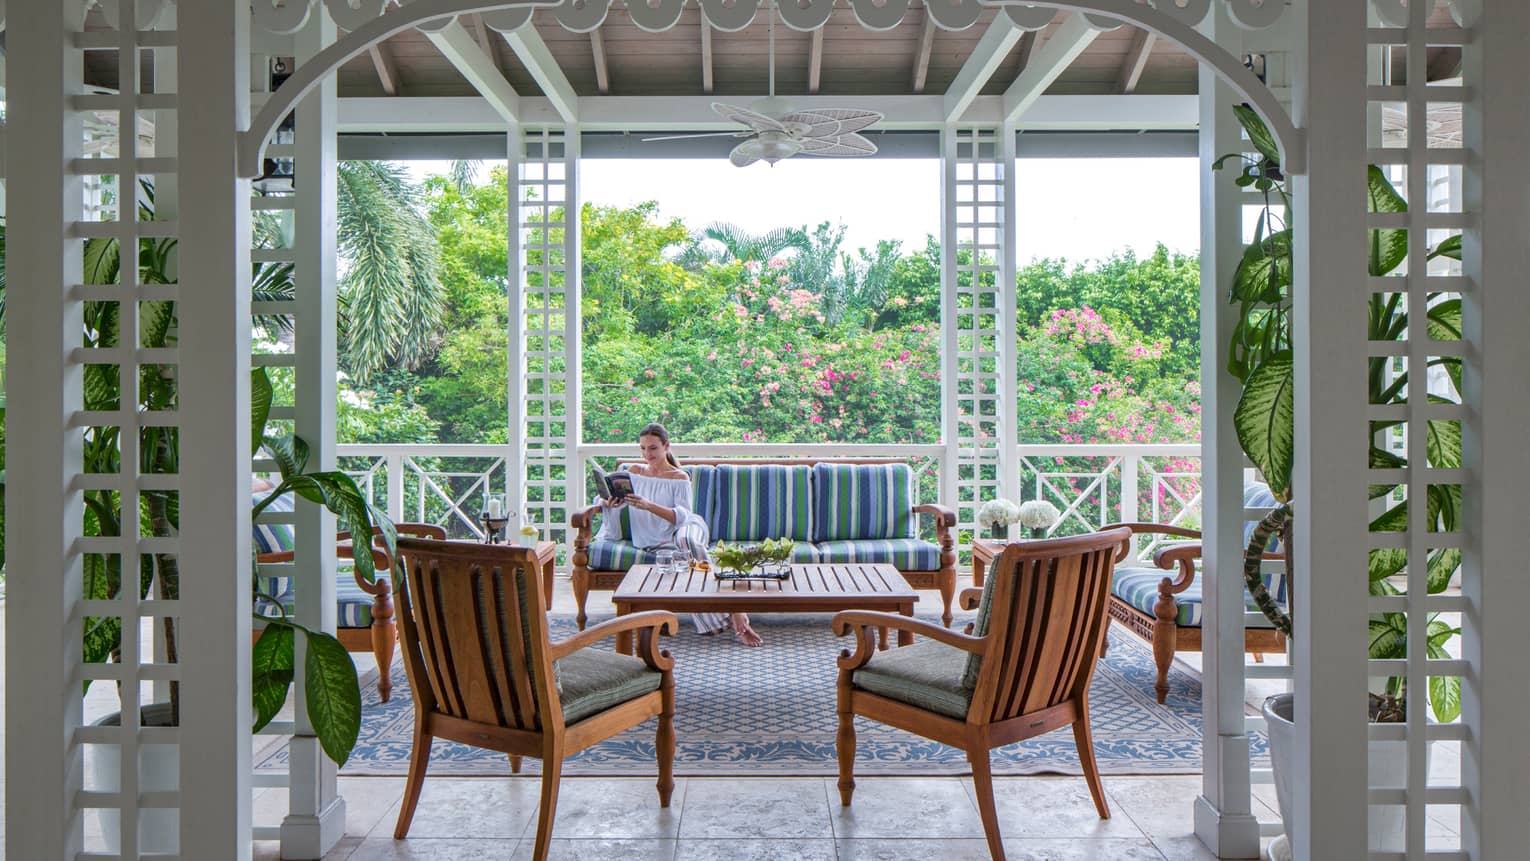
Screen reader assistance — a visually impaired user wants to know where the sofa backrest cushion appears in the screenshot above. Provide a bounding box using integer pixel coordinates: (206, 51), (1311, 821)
(811, 462), (915, 542)
(608, 463), (717, 541)
(710, 464), (813, 542)
(1244, 481), (1282, 553)
(253, 492), (296, 599)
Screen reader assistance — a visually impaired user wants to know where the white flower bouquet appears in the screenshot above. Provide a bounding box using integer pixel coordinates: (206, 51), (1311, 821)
(1017, 500), (1061, 538)
(977, 499), (1021, 538)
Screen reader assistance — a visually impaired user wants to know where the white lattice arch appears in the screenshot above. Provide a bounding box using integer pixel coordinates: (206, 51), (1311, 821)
(239, 0), (1307, 177)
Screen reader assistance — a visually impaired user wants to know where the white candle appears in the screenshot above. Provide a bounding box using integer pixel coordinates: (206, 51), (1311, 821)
(487, 497), (503, 518)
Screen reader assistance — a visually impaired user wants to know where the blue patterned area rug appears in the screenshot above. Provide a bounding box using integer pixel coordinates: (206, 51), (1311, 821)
(257, 614), (1255, 777)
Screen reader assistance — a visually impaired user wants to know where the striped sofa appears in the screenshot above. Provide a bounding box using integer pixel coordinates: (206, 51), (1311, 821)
(569, 459), (958, 629)
(1104, 481), (1289, 703)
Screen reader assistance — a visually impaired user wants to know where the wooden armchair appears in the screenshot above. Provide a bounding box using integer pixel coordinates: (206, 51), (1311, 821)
(254, 520), (446, 702)
(833, 529), (1128, 861)
(1103, 522), (1288, 703)
(390, 538), (678, 861)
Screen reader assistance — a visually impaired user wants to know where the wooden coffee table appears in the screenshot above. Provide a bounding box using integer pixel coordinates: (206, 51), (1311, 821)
(611, 563), (918, 654)
(971, 538), (1006, 588)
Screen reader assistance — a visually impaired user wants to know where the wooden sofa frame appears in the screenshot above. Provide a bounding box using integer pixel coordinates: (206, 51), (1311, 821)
(1104, 523), (1288, 703)
(570, 457), (958, 628)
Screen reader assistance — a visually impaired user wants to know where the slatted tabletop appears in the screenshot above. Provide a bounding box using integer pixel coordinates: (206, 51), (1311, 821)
(611, 563), (919, 652)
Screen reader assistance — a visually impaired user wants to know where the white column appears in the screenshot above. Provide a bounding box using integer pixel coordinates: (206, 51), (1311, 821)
(506, 125), (528, 516)
(284, 11), (346, 858)
(997, 121), (1020, 506)
(1459, 3), (1530, 856)
(939, 126), (959, 511)
(4, 2), (89, 858)
(563, 128), (583, 542)
(1288, 0), (1370, 857)
(1193, 8), (1260, 858)
(177, 0), (254, 857)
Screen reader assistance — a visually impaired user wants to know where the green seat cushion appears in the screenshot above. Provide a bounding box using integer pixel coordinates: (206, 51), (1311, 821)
(556, 648), (663, 724)
(852, 639), (973, 720)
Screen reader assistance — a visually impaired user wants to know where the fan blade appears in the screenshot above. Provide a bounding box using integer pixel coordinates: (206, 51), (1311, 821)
(729, 139), (763, 167)
(797, 132), (878, 157)
(713, 102), (788, 135)
(781, 108), (883, 139)
(641, 131), (750, 142)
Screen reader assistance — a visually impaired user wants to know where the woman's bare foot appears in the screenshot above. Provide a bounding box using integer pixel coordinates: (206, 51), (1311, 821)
(732, 613), (763, 647)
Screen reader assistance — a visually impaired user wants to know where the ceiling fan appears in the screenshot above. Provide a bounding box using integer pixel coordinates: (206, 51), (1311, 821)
(642, 1), (883, 167)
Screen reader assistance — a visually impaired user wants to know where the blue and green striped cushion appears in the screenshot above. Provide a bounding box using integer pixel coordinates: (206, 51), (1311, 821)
(1110, 566), (1288, 628)
(254, 569), (377, 628)
(809, 539), (941, 571)
(709, 464), (813, 542)
(1244, 481), (1283, 552)
(252, 493), (295, 602)
(811, 463), (914, 542)
(587, 539), (659, 571)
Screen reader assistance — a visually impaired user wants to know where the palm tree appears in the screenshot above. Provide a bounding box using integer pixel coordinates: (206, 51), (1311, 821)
(683, 221), (807, 268)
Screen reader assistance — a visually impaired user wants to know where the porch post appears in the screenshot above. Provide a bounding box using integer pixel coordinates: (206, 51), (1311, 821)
(939, 126), (960, 513)
(997, 121), (1020, 509)
(1288, 0), (1370, 856)
(178, 0), (255, 857)
(4, 2), (90, 858)
(1192, 7), (1260, 855)
(284, 11), (346, 857)
(1459, 3), (1530, 856)
(506, 125), (529, 519)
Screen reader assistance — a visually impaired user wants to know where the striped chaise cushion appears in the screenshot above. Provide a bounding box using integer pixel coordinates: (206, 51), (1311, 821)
(255, 569), (379, 628)
(709, 464), (813, 542)
(809, 539), (941, 571)
(811, 463), (914, 542)
(587, 540), (659, 571)
(252, 493), (295, 605)
(1244, 481), (1283, 552)
(1111, 566), (1288, 627)
(603, 464), (717, 541)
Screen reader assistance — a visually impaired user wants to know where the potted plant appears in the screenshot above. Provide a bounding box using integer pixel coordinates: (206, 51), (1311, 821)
(1017, 500), (1061, 539)
(1217, 106), (1463, 858)
(977, 498), (1021, 541)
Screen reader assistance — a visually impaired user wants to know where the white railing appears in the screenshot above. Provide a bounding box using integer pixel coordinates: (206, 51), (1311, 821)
(336, 442), (1201, 560)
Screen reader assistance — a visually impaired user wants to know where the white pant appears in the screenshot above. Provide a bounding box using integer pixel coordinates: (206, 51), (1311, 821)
(670, 519), (730, 635)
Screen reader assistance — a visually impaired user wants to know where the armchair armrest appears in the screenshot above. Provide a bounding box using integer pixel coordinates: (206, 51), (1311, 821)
(1103, 521), (1203, 564)
(570, 503), (606, 533)
(1150, 542), (1201, 596)
(958, 587), (984, 611)
(549, 610), (680, 670)
(832, 610), (986, 671)
(912, 503), (957, 529)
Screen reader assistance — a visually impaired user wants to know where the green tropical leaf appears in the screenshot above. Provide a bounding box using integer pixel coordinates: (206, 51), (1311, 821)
(1367, 166), (1410, 277)
(285, 472), (379, 583)
(263, 434), (310, 480)
(251, 624), (296, 732)
(1231, 230), (1292, 303)
(251, 369), (274, 458)
(1370, 500), (1409, 533)
(1428, 234), (1462, 261)
(1369, 548), (1409, 584)
(302, 628), (362, 767)
(1232, 104), (1282, 165)
(1233, 352), (1294, 499)
(1425, 416), (1461, 470)
(1368, 614), (1407, 660)
(1425, 298), (1462, 342)
(1426, 548), (1461, 594)
(83, 237), (120, 286)
(1429, 676), (1461, 724)
(1426, 483), (1461, 534)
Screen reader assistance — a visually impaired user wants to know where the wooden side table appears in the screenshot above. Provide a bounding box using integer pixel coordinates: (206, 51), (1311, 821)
(971, 538), (1007, 588)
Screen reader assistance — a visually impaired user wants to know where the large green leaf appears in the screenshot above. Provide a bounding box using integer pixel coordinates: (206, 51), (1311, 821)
(1368, 614), (1407, 660)
(302, 628), (362, 767)
(263, 434), (310, 480)
(1428, 234), (1462, 261)
(1370, 499), (1409, 533)
(1369, 548), (1409, 584)
(1426, 483), (1462, 533)
(1425, 298), (1462, 342)
(1426, 548), (1461, 594)
(1425, 416), (1462, 470)
(1425, 618), (1462, 723)
(1233, 352), (1294, 499)
(83, 237), (120, 286)
(1367, 166), (1410, 277)
(1232, 104), (1282, 165)
(251, 624), (296, 733)
(285, 472), (379, 583)
(1231, 230), (1292, 303)
(251, 369), (274, 458)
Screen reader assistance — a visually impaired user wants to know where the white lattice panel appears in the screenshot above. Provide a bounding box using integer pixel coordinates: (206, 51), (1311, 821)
(516, 128), (578, 555)
(948, 128), (1005, 541)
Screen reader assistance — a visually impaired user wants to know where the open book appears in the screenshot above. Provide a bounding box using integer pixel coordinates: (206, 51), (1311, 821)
(591, 462), (634, 502)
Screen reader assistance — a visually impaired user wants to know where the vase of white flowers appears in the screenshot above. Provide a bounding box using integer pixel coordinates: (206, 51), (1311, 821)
(977, 499), (1021, 541)
(1017, 500), (1060, 539)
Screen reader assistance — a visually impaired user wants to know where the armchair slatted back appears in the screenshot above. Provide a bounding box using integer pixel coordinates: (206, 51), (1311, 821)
(393, 538), (560, 732)
(968, 528), (1129, 724)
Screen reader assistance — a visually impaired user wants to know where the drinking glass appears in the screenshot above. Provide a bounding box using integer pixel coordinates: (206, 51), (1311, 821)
(655, 549), (676, 575)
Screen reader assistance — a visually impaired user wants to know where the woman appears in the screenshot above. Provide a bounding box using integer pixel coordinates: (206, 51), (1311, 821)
(594, 423), (763, 647)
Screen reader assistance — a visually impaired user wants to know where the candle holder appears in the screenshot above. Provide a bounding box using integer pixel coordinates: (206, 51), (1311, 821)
(479, 511), (512, 544)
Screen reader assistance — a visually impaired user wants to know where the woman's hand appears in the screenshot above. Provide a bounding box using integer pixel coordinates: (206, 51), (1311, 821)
(625, 494), (650, 512)
(602, 495), (628, 509)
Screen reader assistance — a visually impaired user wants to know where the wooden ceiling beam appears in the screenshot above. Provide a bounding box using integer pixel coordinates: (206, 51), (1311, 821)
(943, 15), (1022, 123)
(1001, 13), (1102, 124)
(422, 18), (520, 124)
(701, 16), (714, 94)
(1115, 28), (1156, 94)
(591, 27), (611, 95)
(808, 27), (823, 95)
(501, 24), (579, 123)
(911, 12), (936, 94)
(367, 43), (400, 96)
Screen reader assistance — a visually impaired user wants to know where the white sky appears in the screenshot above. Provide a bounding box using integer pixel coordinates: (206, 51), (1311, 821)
(408, 156), (1200, 264)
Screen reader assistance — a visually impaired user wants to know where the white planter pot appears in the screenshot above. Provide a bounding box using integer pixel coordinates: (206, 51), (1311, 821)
(87, 703), (179, 854)
(1262, 693), (1427, 857)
